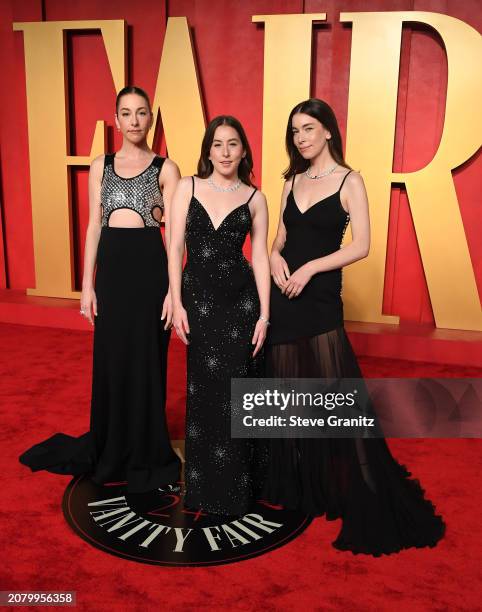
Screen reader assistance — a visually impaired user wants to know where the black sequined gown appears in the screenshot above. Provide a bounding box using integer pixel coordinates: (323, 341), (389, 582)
(19, 154), (181, 493)
(182, 177), (262, 516)
(261, 170), (445, 555)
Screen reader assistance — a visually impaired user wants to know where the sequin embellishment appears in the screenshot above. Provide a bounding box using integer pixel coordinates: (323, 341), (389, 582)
(182, 179), (263, 516)
(100, 155), (164, 228)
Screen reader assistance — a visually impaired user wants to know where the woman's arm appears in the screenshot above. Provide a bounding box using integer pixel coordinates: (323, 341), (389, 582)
(159, 158), (181, 255)
(168, 176), (192, 344)
(80, 155), (104, 324)
(283, 172), (370, 298)
(159, 158), (181, 328)
(270, 180), (291, 289)
(250, 191), (270, 356)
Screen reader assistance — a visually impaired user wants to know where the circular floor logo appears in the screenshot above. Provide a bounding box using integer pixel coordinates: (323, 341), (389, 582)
(62, 475), (312, 566)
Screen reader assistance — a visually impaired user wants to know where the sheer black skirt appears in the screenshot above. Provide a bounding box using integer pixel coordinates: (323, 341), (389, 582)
(260, 327), (445, 555)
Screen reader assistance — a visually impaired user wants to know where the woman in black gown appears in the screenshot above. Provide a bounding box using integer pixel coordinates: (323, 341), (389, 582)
(261, 98), (445, 555)
(169, 116), (270, 516)
(19, 86), (181, 494)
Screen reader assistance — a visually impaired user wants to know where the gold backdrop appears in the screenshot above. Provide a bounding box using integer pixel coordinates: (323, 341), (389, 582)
(13, 12), (482, 331)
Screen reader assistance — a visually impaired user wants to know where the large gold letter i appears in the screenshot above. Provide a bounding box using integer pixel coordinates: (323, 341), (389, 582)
(253, 13), (326, 248)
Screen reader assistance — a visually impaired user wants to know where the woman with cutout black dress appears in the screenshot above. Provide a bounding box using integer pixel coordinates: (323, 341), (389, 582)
(20, 87), (181, 494)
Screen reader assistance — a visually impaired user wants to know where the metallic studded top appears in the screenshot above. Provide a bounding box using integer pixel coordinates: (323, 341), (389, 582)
(100, 154), (165, 227)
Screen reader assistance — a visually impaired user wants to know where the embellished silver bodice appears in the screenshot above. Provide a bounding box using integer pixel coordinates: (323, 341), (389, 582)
(100, 154), (165, 227)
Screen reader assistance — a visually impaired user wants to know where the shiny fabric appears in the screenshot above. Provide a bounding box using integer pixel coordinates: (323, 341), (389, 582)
(182, 177), (263, 515)
(100, 154), (165, 227)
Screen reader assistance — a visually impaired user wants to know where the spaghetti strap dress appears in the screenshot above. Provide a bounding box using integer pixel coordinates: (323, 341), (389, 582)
(19, 154), (181, 493)
(182, 177), (263, 516)
(261, 170), (445, 555)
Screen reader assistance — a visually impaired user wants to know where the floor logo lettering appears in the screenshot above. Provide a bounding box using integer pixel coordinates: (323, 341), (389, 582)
(63, 476), (312, 566)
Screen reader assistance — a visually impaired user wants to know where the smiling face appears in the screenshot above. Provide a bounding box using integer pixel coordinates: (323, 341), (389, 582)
(291, 112), (331, 160)
(209, 124), (246, 177)
(115, 93), (153, 143)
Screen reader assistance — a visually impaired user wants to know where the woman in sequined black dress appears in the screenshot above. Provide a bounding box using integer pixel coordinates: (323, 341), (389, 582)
(169, 116), (270, 516)
(19, 87), (181, 493)
(261, 98), (445, 555)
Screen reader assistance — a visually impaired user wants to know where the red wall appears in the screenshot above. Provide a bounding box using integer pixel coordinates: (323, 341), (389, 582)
(0, 0), (480, 326)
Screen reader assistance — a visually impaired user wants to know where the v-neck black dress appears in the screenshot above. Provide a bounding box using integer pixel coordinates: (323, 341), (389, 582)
(181, 177), (264, 516)
(261, 171), (445, 556)
(268, 172), (350, 344)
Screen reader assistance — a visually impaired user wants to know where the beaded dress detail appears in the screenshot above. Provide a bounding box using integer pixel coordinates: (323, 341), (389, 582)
(101, 154), (164, 227)
(182, 177), (263, 516)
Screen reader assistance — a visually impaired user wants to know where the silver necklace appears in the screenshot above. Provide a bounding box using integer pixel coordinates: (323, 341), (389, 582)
(305, 163), (338, 180)
(207, 175), (242, 192)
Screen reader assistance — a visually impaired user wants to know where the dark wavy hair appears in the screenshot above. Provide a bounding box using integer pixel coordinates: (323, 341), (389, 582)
(115, 86), (152, 114)
(284, 98), (351, 179)
(197, 116), (254, 186)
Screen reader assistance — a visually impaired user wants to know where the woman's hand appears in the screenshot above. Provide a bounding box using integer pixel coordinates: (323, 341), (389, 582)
(80, 286), (97, 325)
(270, 251), (290, 290)
(282, 263), (313, 299)
(252, 318), (269, 357)
(172, 304), (190, 344)
(161, 290), (173, 330)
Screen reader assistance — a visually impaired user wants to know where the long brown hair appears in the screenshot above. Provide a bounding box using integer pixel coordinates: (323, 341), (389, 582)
(284, 98), (351, 179)
(197, 116), (255, 186)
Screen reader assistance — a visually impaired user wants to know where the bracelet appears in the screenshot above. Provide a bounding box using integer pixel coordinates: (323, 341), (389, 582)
(259, 315), (270, 326)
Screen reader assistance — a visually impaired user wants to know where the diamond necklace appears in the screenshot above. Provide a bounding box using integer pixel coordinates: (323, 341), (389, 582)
(207, 175), (242, 192)
(305, 163), (338, 180)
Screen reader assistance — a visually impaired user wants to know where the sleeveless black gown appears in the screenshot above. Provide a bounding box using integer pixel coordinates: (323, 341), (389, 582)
(262, 171), (445, 555)
(19, 154), (181, 493)
(182, 177), (263, 516)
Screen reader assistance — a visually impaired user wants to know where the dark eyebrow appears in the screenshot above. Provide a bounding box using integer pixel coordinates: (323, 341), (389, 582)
(213, 138), (240, 143)
(293, 122), (314, 130)
(119, 107), (148, 112)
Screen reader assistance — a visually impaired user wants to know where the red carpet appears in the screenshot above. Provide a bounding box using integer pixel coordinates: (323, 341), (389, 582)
(1, 322), (481, 611)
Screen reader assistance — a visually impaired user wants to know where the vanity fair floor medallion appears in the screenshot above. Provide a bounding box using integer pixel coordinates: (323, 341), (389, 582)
(63, 475), (312, 566)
